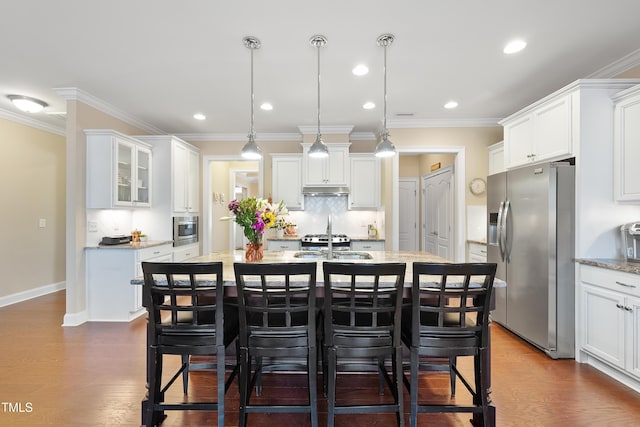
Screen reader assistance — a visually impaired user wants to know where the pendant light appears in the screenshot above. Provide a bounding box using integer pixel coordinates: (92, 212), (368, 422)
(308, 35), (329, 158)
(241, 36), (262, 160)
(375, 33), (397, 158)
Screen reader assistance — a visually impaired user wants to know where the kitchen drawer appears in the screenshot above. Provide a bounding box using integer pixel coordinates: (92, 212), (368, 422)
(173, 244), (200, 262)
(468, 242), (487, 263)
(267, 240), (301, 251)
(351, 240), (385, 251)
(138, 244), (173, 261)
(580, 264), (640, 298)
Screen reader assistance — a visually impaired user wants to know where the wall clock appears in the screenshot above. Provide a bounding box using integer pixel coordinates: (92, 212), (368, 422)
(469, 177), (487, 195)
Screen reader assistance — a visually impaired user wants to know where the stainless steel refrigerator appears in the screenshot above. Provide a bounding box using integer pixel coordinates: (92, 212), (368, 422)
(487, 161), (575, 359)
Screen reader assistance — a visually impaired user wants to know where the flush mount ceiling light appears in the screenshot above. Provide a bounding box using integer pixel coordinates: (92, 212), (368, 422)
(240, 36), (263, 160)
(7, 95), (48, 113)
(308, 35), (329, 159)
(504, 39), (527, 54)
(375, 33), (397, 158)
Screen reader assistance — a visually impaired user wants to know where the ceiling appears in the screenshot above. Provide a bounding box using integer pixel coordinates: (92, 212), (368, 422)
(2, 1), (640, 138)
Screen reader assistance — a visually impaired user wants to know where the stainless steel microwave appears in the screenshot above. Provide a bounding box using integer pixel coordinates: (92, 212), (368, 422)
(173, 216), (198, 247)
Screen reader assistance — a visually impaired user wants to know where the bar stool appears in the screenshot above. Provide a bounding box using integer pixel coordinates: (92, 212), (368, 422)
(141, 262), (238, 427)
(322, 261), (406, 427)
(401, 262), (496, 427)
(234, 262), (318, 427)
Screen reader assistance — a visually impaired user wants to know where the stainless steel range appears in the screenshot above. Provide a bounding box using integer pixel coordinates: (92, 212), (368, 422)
(301, 234), (351, 251)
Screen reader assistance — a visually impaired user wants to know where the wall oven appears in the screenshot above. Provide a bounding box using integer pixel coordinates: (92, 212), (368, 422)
(173, 216), (198, 247)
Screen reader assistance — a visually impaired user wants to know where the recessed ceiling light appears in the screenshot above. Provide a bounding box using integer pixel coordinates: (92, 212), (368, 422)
(444, 101), (458, 109)
(352, 64), (369, 76)
(7, 95), (48, 113)
(362, 102), (375, 110)
(193, 113), (206, 120)
(503, 39), (527, 54)
(260, 102), (273, 111)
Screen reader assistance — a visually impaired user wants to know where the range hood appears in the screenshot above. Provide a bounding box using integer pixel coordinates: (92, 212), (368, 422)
(302, 186), (350, 196)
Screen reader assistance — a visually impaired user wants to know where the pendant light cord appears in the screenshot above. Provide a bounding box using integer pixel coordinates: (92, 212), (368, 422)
(383, 42), (388, 132)
(250, 43), (255, 137)
(317, 42), (321, 136)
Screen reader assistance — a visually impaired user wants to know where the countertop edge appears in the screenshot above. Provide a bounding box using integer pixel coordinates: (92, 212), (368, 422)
(85, 240), (174, 250)
(576, 258), (640, 275)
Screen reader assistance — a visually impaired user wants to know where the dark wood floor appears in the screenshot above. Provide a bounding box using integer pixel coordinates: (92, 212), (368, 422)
(2, 290), (640, 426)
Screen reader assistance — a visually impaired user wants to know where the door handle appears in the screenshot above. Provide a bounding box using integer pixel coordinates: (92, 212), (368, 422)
(502, 200), (511, 263)
(497, 201), (505, 262)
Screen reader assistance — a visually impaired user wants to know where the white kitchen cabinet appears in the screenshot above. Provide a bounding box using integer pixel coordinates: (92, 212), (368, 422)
(351, 240), (385, 251)
(613, 84), (640, 202)
(272, 154), (303, 210)
(349, 154), (380, 209)
(86, 130), (152, 208)
(467, 242), (487, 262)
(173, 243), (200, 262)
(579, 264), (640, 386)
(267, 239), (301, 251)
(86, 243), (172, 321)
(501, 92), (573, 169)
(301, 143), (350, 186)
(173, 141), (200, 213)
(487, 141), (504, 176)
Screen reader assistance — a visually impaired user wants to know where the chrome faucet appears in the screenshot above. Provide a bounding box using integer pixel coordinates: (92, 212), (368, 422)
(326, 214), (333, 260)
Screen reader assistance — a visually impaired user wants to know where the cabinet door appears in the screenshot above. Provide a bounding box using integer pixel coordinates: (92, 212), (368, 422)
(172, 142), (188, 212)
(135, 146), (151, 206)
(115, 139), (135, 206)
(327, 148), (348, 185)
(305, 155), (326, 185)
(267, 240), (301, 251)
(533, 95), (572, 162)
(488, 141), (504, 176)
(627, 296), (640, 380)
(614, 91), (640, 201)
(351, 241), (384, 251)
(273, 156), (303, 209)
(504, 115), (534, 169)
(350, 156), (380, 209)
(186, 148), (199, 212)
(581, 284), (626, 369)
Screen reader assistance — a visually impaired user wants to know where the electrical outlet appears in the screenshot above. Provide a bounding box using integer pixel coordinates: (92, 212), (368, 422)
(39, 218), (46, 228)
(88, 221), (98, 232)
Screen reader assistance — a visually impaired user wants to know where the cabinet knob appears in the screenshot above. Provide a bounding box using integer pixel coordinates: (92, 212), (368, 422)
(616, 303), (624, 310)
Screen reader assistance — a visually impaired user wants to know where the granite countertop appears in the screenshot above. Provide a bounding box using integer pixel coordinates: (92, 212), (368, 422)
(86, 240), (173, 250)
(131, 250), (505, 289)
(576, 258), (640, 275)
(350, 236), (385, 242)
(266, 235), (301, 241)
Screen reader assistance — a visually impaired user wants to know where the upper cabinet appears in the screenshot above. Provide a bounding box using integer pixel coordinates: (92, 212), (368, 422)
(487, 141), (504, 176)
(501, 92), (573, 169)
(613, 85), (640, 202)
(349, 154), (380, 209)
(86, 130), (152, 208)
(272, 154), (303, 210)
(301, 142), (350, 186)
(172, 142), (200, 213)
(135, 135), (201, 215)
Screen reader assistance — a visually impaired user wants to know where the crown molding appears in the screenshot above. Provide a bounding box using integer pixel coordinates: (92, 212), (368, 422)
(52, 87), (166, 135)
(387, 118), (502, 128)
(297, 125), (354, 135)
(0, 107), (65, 136)
(176, 132), (302, 142)
(587, 48), (640, 78)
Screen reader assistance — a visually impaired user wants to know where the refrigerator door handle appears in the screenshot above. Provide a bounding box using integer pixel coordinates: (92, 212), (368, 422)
(497, 201), (505, 261)
(503, 200), (511, 263)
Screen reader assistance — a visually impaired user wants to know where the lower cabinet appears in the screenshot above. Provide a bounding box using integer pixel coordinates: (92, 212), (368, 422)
(579, 264), (640, 388)
(350, 240), (385, 251)
(86, 243), (172, 321)
(468, 242), (487, 262)
(173, 243), (200, 262)
(267, 239), (301, 251)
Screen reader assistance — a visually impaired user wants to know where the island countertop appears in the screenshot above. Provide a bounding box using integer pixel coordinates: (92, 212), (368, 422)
(131, 250), (504, 288)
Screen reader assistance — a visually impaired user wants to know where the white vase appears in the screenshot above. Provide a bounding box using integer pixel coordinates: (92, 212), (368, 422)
(275, 229), (284, 239)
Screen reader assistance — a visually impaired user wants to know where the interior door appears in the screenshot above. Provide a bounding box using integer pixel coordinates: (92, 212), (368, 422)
(423, 167), (453, 260)
(399, 179), (419, 251)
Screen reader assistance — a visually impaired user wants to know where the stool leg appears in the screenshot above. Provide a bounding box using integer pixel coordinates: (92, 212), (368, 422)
(181, 354), (189, 394)
(327, 347), (337, 427)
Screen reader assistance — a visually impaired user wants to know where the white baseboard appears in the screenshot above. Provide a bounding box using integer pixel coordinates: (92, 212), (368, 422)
(62, 310), (88, 327)
(0, 281), (65, 308)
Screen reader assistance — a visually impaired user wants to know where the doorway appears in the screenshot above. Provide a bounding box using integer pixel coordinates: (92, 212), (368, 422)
(398, 178), (419, 251)
(201, 155), (263, 254)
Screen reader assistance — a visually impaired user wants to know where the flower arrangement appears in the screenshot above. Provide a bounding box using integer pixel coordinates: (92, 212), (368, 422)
(222, 197), (288, 245)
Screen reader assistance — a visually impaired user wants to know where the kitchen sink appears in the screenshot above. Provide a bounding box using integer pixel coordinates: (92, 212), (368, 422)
(293, 251), (373, 260)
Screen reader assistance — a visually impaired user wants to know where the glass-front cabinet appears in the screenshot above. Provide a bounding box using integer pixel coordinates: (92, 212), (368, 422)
(86, 130), (153, 208)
